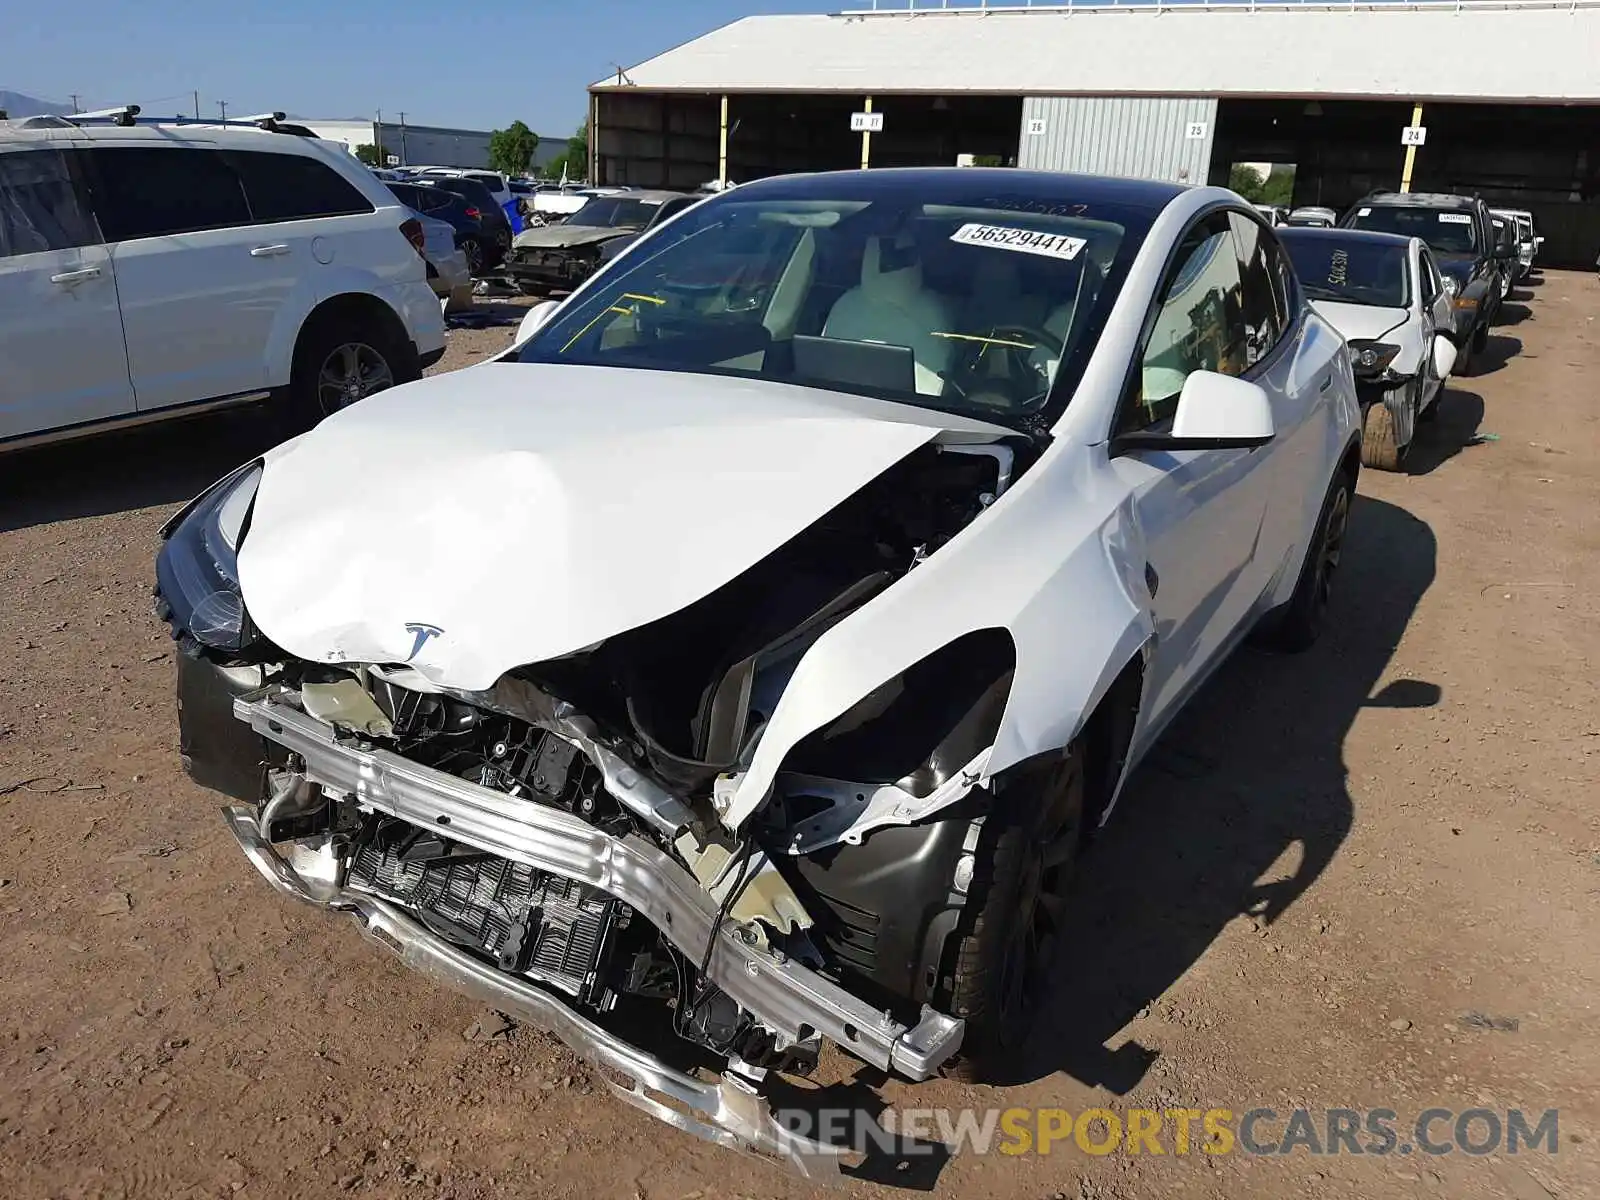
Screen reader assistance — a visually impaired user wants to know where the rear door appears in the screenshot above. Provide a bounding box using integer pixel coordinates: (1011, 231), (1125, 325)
(84, 145), (271, 410)
(0, 146), (133, 439)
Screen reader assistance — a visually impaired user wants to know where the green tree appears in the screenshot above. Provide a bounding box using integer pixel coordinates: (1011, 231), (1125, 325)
(354, 143), (384, 167)
(1228, 163), (1269, 203)
(488, 120), (540, 177)
(543, 122), (591, 181)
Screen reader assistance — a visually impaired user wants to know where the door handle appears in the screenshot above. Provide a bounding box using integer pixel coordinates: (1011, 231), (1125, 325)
(1319, 373), (1333, 392)
(50, 266), (102, 284)
(249, 244), (291, 257)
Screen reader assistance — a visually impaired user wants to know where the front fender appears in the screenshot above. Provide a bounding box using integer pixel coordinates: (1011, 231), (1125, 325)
(724, 441), (1155, 831)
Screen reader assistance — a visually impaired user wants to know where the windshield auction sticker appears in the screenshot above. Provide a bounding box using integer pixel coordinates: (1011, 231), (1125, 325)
(1438, 213), (1473, 224)
(950, 223), (1087, 261)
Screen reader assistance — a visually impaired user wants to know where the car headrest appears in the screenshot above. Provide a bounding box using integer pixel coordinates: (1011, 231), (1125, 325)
(860, 233), (924, 302)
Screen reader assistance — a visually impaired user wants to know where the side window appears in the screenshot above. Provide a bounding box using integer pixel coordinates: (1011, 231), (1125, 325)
(1124, 214), (1247, 432)
(1228, 212), (1285, 368)
(0, 149), (101, 257)
(88, 148), (250, 241)
(1418, 250), (1440, 304)
(1265, 231), (1297, 334)
(224, 151), (375, 222)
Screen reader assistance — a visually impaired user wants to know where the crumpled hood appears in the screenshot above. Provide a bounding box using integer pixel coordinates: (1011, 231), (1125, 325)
(1308, 300), (1409, 343)
(512, 223), (633, 251)
(237, 364), (1006, 690)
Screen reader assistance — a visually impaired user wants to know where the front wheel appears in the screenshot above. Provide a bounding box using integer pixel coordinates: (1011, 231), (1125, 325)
(940, 746), (1084, 1081)
(458, 235), (484, 276)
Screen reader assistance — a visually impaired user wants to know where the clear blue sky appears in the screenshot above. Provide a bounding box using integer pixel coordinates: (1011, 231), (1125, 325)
(4, 0), (825, 136)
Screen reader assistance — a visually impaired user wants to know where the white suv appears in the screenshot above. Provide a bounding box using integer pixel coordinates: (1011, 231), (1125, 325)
(0, 115), (446, 450)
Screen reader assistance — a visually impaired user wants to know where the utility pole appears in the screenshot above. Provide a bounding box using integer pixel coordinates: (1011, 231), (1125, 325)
(218, 100), (228, 123)
(398, 111), (408, 166)
(69, 93), (81, 113)
(193, 90), (200, 120)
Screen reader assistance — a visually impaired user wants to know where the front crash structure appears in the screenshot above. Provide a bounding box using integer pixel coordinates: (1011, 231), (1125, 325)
(225, 685), (963, 1177)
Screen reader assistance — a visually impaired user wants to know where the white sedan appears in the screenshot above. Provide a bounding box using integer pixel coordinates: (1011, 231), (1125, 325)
(157, 169), (1360, 1175)
(1278, 227), (1459, 471)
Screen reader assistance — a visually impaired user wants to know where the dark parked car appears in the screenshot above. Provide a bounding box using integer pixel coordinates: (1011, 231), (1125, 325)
(596, 193), (702, 266)
(387, 181), (497, 274)
(1342, 191), (1511, 372)
(504, 190), (694, 293)
(419, 174), (513, 266)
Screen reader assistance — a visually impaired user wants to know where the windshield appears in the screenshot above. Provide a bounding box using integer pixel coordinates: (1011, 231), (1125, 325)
(1348, 205), (1477, 255)
(1282, 236), (1409, 308)
(569, 197), (666, 228)
(517, 181), (1145, 428)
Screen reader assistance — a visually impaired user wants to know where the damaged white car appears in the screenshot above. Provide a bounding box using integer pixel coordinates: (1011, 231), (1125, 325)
(158, 169), (1360, 1176)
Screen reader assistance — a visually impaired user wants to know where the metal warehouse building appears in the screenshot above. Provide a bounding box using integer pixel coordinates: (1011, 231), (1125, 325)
(587, 0), (1600, 264)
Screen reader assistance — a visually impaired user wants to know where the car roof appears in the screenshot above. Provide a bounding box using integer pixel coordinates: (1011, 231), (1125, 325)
(0, 120), (336, 156)
(604, 189), (689, 203)
(1279, 227), (1414, 251)
(721, 167), (1187, 214)
(1360, 191), (1479, 210)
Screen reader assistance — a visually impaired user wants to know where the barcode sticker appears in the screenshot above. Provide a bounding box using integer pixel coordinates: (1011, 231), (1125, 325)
(949, 223), (1086, 261)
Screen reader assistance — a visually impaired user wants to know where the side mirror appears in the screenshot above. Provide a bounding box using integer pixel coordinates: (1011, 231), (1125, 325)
(1432, 334), (1458, 379)
(515, 298), (562, 344)
(1494, 243), (1515, 261)
(1112, 371), (1276, 454)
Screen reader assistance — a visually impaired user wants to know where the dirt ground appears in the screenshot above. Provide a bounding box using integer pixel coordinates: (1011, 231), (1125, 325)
(2, 276), (1597, 1200)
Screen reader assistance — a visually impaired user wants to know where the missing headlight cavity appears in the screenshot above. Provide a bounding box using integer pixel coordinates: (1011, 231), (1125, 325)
(522, 441), (1028, 798)
(781, 628), (1015, 796)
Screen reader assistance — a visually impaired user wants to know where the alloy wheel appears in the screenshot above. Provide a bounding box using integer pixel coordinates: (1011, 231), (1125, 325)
(1311, 484), (1351, 628)
(316, 342), (395, 416)
(995, 773), (1080, 1033)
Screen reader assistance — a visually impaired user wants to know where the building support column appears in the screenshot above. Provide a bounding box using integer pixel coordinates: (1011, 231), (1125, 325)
(589, 93), (599, 185)
(1400, 101), (1424, 194)
(860, 95), (874, 170)
(718, 95), (729, 187)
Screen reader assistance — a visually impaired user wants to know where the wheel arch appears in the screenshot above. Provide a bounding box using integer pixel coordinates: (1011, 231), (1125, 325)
(290, 292), (419, 385)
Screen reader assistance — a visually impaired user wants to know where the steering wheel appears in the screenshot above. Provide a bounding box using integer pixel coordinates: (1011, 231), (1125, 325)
(948, 323), (1067, 411)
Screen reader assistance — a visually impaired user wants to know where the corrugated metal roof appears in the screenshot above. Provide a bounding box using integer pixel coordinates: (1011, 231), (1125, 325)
(593, 3), (1600, 103)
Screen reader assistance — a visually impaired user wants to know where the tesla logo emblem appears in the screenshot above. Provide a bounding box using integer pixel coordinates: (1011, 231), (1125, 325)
(403, 623), (443, 661)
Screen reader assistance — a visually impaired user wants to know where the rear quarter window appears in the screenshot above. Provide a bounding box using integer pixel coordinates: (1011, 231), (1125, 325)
(224, 150), (376, 222)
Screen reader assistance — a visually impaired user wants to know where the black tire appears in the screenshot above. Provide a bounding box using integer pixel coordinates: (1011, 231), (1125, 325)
(1254, 467), (1353, 654)
(459, 235), (485, 276)
(940, 746), (1084, 1082)
(1471, 320), (1489, 354)
(286, 314), (413, 434)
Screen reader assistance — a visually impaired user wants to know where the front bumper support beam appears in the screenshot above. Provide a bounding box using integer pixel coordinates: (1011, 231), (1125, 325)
(222, 807), (847, 1178)
(229, 686), (962, 1069)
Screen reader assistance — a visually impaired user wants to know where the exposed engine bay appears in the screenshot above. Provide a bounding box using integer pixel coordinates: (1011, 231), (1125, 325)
(165, 436), (1029, 1171)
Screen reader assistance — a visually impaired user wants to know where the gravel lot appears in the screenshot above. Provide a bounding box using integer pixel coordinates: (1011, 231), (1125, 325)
(2, 277), (1597, 1200)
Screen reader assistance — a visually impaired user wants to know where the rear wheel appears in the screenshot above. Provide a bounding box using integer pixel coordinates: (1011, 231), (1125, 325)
(459, 235), (485, 276)
(1255, 468), (1353, 653)
(940, 746), (1084, 1081)
(285, 315), (412, 434)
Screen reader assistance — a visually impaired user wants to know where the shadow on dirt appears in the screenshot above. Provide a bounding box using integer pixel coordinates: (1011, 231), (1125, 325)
(782, 496), (1438, 1189)
(1496, 300), (1533, 326)
(0, 410), (279, 535)
(994, 493), (1437, 1093)
(1469, 333), (1522, 377)
(1407, 387), (1487, 477)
